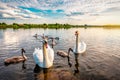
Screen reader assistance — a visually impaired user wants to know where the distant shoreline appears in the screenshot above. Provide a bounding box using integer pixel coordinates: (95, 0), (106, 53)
(0, 22), (120, 29)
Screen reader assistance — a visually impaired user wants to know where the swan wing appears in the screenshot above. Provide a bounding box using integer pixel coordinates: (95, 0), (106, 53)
(33, 48), (43, 67)
(78, 41), (86, 53)
(33, 46), (54, 68)
(73, 41), (86, 54)
(47, 45), (54, 63)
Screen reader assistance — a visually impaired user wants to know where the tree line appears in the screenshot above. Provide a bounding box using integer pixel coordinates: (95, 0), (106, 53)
(0, 22), (73, 29)
(0, 22), (120, 29)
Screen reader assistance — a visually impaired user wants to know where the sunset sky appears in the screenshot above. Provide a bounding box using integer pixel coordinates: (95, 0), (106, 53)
(0, 0), (120, 25)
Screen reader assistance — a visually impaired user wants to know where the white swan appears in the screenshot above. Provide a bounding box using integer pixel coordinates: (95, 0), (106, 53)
(56, 31), (86, 67)
(68, 31), (86, 54)
(57, 31), (86, 57)
(33, 39), (54, 68)
(56, 31), (86, 57)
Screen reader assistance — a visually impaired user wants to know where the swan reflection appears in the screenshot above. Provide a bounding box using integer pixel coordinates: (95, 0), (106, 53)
(34, 64), (77, 80)
(22, 61), (27, 70)
(67, 54), (80, 75)
(74, 54), (79, 75)
(34, 64), (52, 80)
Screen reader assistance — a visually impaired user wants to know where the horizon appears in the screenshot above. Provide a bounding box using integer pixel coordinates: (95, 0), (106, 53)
(0, 0), (120, 25)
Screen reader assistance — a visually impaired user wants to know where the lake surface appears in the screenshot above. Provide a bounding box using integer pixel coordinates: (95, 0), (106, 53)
(0, 28), (120, 80)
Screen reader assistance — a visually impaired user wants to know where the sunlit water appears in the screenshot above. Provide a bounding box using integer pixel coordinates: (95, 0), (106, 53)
(0, 28), (120, 80)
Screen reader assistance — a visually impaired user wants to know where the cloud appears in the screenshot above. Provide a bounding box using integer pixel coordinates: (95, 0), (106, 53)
(103, 7), (120, 13)
(0, 0), (120, 24)
(19, 6), (65, 19)
(0, 1), (43, 20)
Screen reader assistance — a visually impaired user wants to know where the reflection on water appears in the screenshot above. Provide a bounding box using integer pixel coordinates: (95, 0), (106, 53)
(4, 60), (27, 70)
(34, 65), (50, 80)
(22, 61), (27, 70)
(0, 28), (120, 80)
(34, 65), (78, 80)
(68, 53), (86, 75)
(74, 54), (79, 75)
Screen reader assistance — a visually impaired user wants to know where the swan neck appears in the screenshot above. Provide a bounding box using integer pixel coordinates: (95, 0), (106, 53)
(43, 44), (47, 55)
(21, 52), (26, 60)
(76, 35), (79, 52)
(43, 43), (49, 67)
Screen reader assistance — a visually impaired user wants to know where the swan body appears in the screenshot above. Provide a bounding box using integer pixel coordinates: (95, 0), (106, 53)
(56, 31), (86, 68)
(33, 39), (54, 68)
(4, 48), (27, 65)
(4, 56), (27, 64)
(73, 41), (86, 54)
(56, 50), (68, 57)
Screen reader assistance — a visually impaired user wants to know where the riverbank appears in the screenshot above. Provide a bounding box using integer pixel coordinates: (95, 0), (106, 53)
(0, 23), (71, 29)
(0, 22), (120, 29)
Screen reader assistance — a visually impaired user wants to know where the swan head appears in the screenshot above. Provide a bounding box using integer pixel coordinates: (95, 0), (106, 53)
(43, 38), (48, 43)
(75, 31), (79, 36)
(43, 38), (48, 48)
(21, 48), (26, 53)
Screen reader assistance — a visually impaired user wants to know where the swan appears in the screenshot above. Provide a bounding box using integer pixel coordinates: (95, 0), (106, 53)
(67, 31), (86, 67)
(56, 31), (86, 67)
(33, 34), (49, 40)
(33, 34), (38, 38)
(57, 31), (86, 57)
(40, 34), (49, 39)
(68, 31), (86, 54)
(33, 38), (54, 68)
(48, 37), (59, 48)
(4, 48), (27, 65)
(48, 37), (59, 40)
(41, 35), (59, 48)
(34, 33), (59, 49)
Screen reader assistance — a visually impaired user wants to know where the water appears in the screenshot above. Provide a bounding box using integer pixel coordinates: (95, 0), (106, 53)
(0, 28), (120, 80)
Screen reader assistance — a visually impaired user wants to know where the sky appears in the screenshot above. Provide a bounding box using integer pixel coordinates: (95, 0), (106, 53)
(0, 0), (120, 25)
